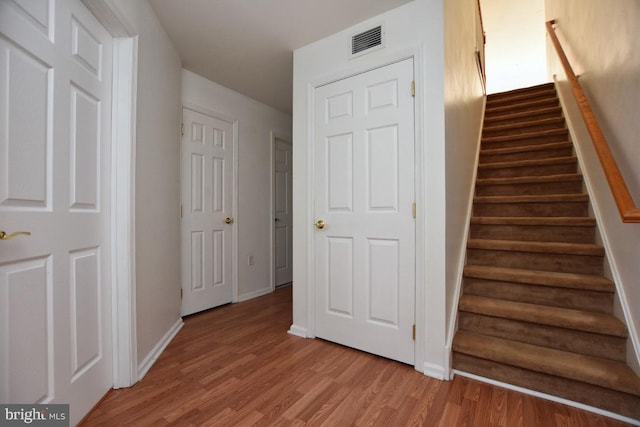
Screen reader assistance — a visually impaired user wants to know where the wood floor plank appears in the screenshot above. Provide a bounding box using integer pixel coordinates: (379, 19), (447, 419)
(80, 287), (633, 426)
(489, 386), (509, 426)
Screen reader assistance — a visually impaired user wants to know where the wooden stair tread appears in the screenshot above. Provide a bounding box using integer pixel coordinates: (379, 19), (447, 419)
(470, 216), (595, 226)
(487, 84), (556, 101)
(486, 83), (555, 99)
(458, 295), (626, 337)
(467, 238), (604, 256)
(480, 141), (572, 156)
(486, 92), (557, 106)
(484, 106), (563, 124)
(474, 193), (589, 204)
(452, 331), (640, 396)
(463, 265), (613, 292)
(485, 98), (559, 115)
(486, 88), (557, 105)
(476, 173), (583, 185)
(482, 128), (568, 144)
(478, 156), (577, 170)
(483, 117), (563, 133)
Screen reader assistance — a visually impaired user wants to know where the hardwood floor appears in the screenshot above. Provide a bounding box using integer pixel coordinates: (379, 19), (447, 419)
(82, 286), (632, 426)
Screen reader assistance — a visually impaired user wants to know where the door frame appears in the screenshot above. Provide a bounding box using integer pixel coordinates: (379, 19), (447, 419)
(181, 103), (240, 305)
(270, 132), (293, 290)
(81, 0), (139, 388)
(304, 51), (425, 371)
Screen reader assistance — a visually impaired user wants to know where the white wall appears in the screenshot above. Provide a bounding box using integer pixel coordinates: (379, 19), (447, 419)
(546, 0), (640, 369)
(481, 0), (548, 93)
(291, 0), (474, 379)
(444, 0), (486, 358)
(110, 0), (183, 367)
(182, 70), (292, 301)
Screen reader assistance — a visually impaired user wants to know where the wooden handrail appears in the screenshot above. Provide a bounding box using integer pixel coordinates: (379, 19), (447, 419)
(546, 20), (640, 223)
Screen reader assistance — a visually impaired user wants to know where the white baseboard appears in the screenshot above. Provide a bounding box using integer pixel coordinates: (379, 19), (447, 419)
(443, 344), (453, 380)
(423, 361), (446, 380)
(287, 324), (307, 338)
(137, 318), (183, 381)
(238, 286), (273, 302)
(453, 370), (640, 426)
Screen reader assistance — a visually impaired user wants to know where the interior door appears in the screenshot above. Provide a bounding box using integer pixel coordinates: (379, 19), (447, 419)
(313, 58), (415, 365)
(273, 137), (292, 287)
(181, 108), (235, 316)
(0, 0), (113, 423)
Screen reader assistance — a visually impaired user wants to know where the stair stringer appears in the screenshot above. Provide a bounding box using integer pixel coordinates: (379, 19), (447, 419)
(443, 98), (487, 380)
(554, 77), (640, 374)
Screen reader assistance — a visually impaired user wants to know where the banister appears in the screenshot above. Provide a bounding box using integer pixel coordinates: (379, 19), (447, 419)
(546, 19), (640, 223)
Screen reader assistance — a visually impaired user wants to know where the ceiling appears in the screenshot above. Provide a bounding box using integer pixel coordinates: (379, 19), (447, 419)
(147, 0), (414, 115)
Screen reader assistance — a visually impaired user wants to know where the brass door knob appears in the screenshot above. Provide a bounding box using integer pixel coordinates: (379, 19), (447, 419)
(224, 217), (234, 224)
(314, 220), (325, 229)
(0, 230), (31, 240)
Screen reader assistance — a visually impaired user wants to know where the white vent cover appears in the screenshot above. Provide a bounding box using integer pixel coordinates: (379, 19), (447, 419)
(350, 25), (385, 58)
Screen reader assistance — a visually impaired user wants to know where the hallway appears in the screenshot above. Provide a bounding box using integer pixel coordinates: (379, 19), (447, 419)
(81, 286), (630, 426)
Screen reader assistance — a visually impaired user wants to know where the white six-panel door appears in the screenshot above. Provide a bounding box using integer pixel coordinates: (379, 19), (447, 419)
(273, 138), (292, 286)
(314, 58), (415, 365)
(181, 108), (235, 316)
(0, 0), (113, 423)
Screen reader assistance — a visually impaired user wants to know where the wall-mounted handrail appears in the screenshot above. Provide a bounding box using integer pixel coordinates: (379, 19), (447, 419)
(546, 20), (640, 223)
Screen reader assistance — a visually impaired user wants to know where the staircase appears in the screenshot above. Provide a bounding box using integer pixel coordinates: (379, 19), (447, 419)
(452, 82), (640, 420)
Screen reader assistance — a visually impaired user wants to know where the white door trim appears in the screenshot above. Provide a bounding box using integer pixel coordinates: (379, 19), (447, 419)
(110, 36), (139, 388)
(304, 50), (425, 371)
(270, 132), (292, 290)
(81, 0), (139, 388)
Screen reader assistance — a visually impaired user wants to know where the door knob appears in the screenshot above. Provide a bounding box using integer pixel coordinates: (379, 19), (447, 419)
(314, 220), (325, 229)
(0, 230), (31, 240)
(224, 217), (234, 224)
(274, 218), (280, 222)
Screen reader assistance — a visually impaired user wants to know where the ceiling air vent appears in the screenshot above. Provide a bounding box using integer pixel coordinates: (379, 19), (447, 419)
(350, 25), (384, 58)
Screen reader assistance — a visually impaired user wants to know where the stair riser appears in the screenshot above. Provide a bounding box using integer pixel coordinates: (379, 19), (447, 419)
(463, 278), (613, 313)
(473, 201), (589, 217)
(486, 83), (555, 100)
(480, 145), (573, 163)
(475, 180), (583, 197)
(487, 89), (557, 107)
(452, 353), (640, 420)
(484, 109), (563, 127)
(458, 313), (624, 361)
(483, 122), (565, 139)
(487, 93), (559, 107)
(466, 248), (603, 275)
(482, 133), (568, 150)
(477, 162), (577, 179)
(469, 224), (595, 243)
(485, 98), (559, 116)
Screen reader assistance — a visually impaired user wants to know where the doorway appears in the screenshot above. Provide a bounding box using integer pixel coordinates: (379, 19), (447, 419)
(273, 136), (293, 288)
(180, 108), (236, 316)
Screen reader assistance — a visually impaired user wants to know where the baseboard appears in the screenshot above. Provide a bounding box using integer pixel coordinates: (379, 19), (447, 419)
(137, 318), (183, 381)
(287, 324), (307, 338)
(238, 286), (273, 302)
(443, 344), (453, 380)
(423, 361), (447, 380)
(453, 369), (640, 426)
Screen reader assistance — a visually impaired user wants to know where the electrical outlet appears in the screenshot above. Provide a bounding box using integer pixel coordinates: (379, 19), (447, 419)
(248, 255), (254, 266)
